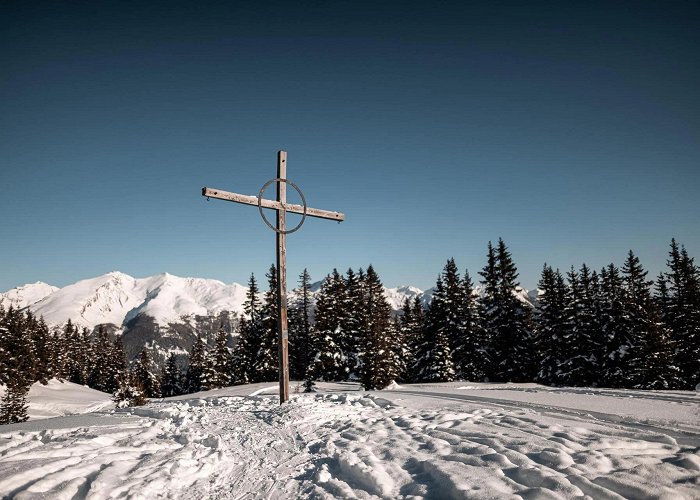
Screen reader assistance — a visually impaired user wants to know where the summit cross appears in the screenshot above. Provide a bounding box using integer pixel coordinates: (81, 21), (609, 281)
(202, 150), (345, 403)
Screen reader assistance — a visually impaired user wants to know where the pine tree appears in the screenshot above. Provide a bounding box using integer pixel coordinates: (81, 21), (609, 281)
(535, 266), (569, 385)
(160, 354), (183, 397)
(599, 264), (631, 387)
(289, 269), (313, 381)
(256, 265), (280, 383)
(132, 347), (161, 398)
(210, 324), (232, 388)
(664, 240), (700, 388)
(88, 326), (113, 392)
(0, 308), (34, 386)
(109, 336), (128, 393)
(30, 317), (52, 384)
(185, 334), (209, 393)
(233, 273), (262, 384)
(113, 371), (148, 408)
(359, 265), (395, 390)
(561, 265), (599, 386)
(308, 270), (348, 381)
(341, 268), (365, 379)
(481, 239), (534, 382)
(414, 275), (455, 382)
(454, 270), (486, 381)
(67, 327), (91, 386)
(0, 377), (30, 425)
(401, 297), (425, 382)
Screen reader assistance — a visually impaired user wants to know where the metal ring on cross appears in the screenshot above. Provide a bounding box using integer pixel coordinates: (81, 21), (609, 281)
(257, 178), (308, 234)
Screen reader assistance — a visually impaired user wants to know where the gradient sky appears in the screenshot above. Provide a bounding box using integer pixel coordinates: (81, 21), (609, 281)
(1, 1), (699, 292)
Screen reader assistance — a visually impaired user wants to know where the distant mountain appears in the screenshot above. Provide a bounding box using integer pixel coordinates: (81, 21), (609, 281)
(0, 281), (59, 310)
(0, 272), (435, 330)
(17, 271), (249, 329)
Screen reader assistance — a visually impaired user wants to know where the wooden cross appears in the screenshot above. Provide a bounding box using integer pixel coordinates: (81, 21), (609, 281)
(202, 150), (345, 403)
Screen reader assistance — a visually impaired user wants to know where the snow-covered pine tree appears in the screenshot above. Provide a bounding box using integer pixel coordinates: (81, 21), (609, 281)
(30, 317), (52, 384)
(233, 273), (262, 384)
(210, 324), (232, 388)
(0, 306), (7, 384)
(403, 297), (425, 382)
(634, 274), (682, 389)
(481, 239), (534, 382)
(414, 275), (455, 382)
(185, 333), (209, 393)
(67, 327), (91, 386)
(256, 264), (280, 383)
(110, 336), (128, 392)
(0, 308), (35, 386)
(113, 371), (147, 408)
(0, 377), (30, 424)
(160, 354), (183, 397)
(289, 269), (313, 381)
(535, 265), (569, 385)
(441, 258), (466, 355)
(132, 347), (161, 398)
(88, 326), (112, 392)
(664, 240), (700, 389)
(47, 326), (67, 382)
(398, 298), (419, 382)
(359, 265), (395, 390)
(341, 268), (365, 379)
(599, 263), (632, 388)
(560, 266), (595, 386)
(308, 270), (348, 382)
(21, 312), (39, 382)
(574, 264), (605, 386)
(454, 270), (486, 381)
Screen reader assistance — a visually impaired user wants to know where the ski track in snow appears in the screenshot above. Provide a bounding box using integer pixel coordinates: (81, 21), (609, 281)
(0, 389), (699, 499)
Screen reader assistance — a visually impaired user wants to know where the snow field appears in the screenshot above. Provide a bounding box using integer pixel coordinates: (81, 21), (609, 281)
(0, 387), (698, 499)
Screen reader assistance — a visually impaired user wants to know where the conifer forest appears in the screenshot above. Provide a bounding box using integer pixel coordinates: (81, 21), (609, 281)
(1, 238), (698, 423)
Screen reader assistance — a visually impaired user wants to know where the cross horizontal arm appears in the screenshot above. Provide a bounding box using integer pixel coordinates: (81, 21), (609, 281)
(202, 187), (345, 222)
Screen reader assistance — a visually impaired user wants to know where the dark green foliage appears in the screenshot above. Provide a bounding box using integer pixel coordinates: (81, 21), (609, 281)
(113, 371), (148, 408)
(233, 273), (262, 384)
(308, 270), (348, 381)
(185, 334), (210, 393)
(663, 239), (700, 388)
(341, 268), (365, 378)
(210, 324), (232, 388)
(159, 354), (184, 397)
(415, 276), (455, 382)
(0, 377), (30, 424)
(454, 271), (487, 381)
(400, 297), (424, 382)
(599, 264), (631, 387)
(480, 239), (535, 382)
(289, 269), (313, 381)
(132, 347), (161, 398)
(359, 265), (395, 390)
(0, 306), (35, 386)
(87, 326), (124, 394)
(536, 265), (570, 385)
(256, 265), (280, 383)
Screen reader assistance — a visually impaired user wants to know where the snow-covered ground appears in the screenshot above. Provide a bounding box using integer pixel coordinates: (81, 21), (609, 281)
(0, 382), (698, 499)
(0, 380), (113, 421)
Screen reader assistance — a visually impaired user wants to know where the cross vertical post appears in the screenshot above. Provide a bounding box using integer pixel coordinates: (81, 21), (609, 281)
(276, 151), (290, 403)
(202, 150), (344, 405)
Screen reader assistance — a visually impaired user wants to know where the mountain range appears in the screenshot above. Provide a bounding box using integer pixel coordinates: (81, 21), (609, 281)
(1, 271), (535, 365)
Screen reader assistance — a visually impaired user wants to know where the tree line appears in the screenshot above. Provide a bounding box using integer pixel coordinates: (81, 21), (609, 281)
(1, 238), (698, 423)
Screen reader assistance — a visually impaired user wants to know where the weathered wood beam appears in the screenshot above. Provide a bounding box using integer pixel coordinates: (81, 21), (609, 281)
(202, 187), (345, 222)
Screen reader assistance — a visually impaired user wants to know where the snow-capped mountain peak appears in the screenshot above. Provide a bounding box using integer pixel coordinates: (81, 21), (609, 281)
(0, 281), (59, 310)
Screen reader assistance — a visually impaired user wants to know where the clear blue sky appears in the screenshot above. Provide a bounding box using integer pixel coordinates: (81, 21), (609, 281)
(1, 1), (698, 292)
